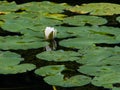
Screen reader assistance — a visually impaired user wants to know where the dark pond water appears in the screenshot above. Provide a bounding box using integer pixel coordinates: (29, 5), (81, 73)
(0, 72), (110, 90)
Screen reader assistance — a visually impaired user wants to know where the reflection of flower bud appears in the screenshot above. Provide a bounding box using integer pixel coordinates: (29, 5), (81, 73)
(44, 27), (57, 40)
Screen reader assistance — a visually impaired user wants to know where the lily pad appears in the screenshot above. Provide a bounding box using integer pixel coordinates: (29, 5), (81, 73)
(91, 73), (120, 88)
(78, 65), (120, 77)
(67, 3), (120, 15)
(44, 74), (91, 87)
(59, 36), (118, 50)
(18, 1), (71, 13)
(55, 26), (77, 38)
(35, 65), (66, 76)
(76, 47), (113, 64)
(1, 17), (35, 32)
(0, 51), (36, 74)
(0, 36), (49, 50)
(0, 12), (41, 21)
(0, 63), (36, 74)
(36, 50), (80, 62)
(0, 1), (18, 12)
(1, 15), (62, 33)
(63, 15), (107, 26)
(0, 51), (24, 66)
(59, 26), (120, 38)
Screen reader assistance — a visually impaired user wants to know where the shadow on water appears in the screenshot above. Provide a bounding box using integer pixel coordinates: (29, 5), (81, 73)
(0, 72), (110, 90)
(0, 71), (53, 90)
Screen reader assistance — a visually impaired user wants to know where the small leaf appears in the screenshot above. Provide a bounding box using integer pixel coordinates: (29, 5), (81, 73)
(35, 65), (66, 76)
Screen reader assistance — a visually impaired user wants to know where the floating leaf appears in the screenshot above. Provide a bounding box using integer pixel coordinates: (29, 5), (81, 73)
(91, 73), (120, 88)
(59, 36), (118, 50)
(67, 3), (120, 15)
(0, 63), (36, 74)
(0, 12), (39, 21)
(78, 65), (120, 77)
(1, 17), (35, 32)
(0, 51), (36, 74)
(35, 65), (66, 76)
(36, 50), (80, 62)
(1, 15), (62, 33)
(76, 47), (113, 64)
(0, 51), (24, 66)
(44, 74), (91, 87)
(63, 15), (107, 26)
(0, 36), (49, 50)
(0, 1), (18, 12)
(59, 26), (120, 38)
(55, 26), (77, 38)
(18, 1), (71, 13)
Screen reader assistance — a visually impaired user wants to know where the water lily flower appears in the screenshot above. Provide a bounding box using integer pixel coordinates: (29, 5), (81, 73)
(44, 27), (57, 40)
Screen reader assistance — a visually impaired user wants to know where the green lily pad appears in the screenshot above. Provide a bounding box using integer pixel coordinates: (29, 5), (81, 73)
(0, 51), (24, 66)
(0, 12), (39, 21)
(1, 15), (62, 33)
(1, 17), (35, 32)
(78, 65), (120, 77)
(36, 50), (80, 62)
(91, 73), (120, 88)
(0, 63), (36, 74)
(44, 74), (91, 87)
(67, 3), (120, 15)
(76, 47), (113, 64)
(63, 15), (107, 26)
(55, 26), (77, 39)
(59, 26), (120, 38)
(18, 1), (71, 13)
(0, 1), (18, 12)
(59, 36), (118, 50)
(0, 51), (36, 74)
(35, 65), (66, 76)
(0, 36), (49, 50)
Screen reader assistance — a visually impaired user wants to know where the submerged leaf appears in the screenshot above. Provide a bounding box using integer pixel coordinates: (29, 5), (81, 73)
(36, 50), (80, 62)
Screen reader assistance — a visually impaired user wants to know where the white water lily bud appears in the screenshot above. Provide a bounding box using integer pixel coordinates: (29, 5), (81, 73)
(44, 27), (57, 40)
